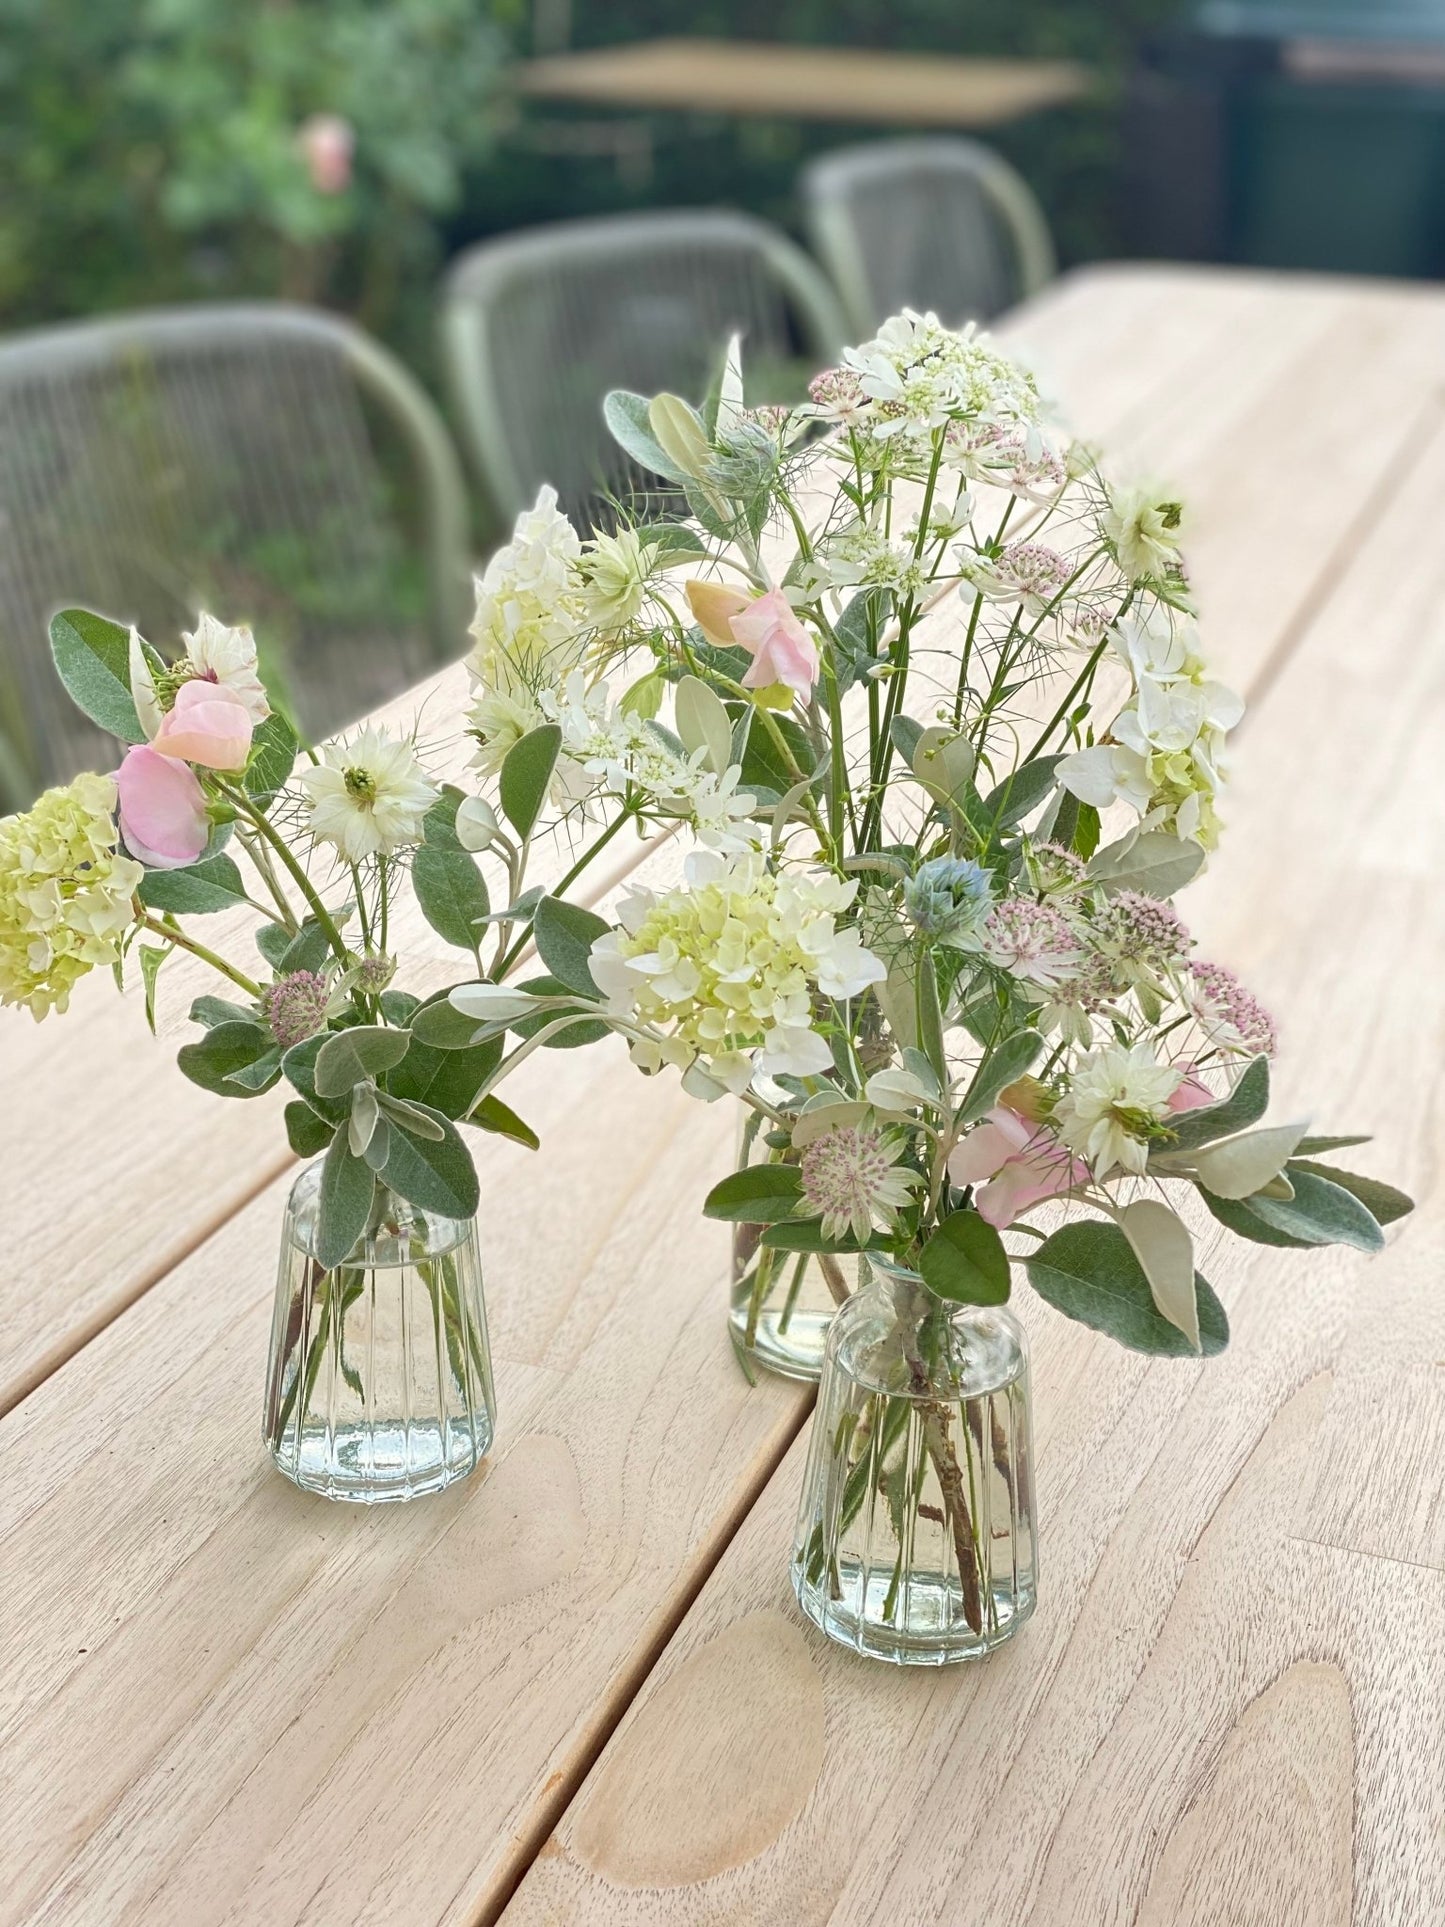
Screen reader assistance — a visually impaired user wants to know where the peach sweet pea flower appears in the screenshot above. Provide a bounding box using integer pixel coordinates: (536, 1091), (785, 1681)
(1168, 1068), (1216, 1112)
(115, 747), (210, 870)
(685, 580), (820, 701)
(947, 1104), (1089, 1229)
(153, 678), (254, 771)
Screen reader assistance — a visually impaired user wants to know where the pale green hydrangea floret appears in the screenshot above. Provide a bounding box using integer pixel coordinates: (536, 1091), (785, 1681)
(0, 772), (142, 1019)
(588, 851), (886, 1093)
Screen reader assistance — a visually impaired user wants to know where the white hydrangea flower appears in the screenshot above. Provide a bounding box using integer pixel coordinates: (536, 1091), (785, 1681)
(1054, 1041), (1183, 1177)
(468, 485), (586, 698)
(299, 728), (437, 862)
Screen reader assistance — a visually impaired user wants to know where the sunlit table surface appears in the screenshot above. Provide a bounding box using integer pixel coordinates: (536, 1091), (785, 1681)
(3, 263), (1444, 1926)
(518, 38), (1091, 128)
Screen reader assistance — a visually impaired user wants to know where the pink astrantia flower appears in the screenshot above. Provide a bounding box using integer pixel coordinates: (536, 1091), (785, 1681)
(947, 1105), (1089, 1228)
(115, 746), (209, 870)
(728, 588), (820, 698)
(153, 677), (253, 771)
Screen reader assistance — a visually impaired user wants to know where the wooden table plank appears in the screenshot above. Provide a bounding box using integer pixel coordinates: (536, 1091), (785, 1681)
(501, 415), (1445, 1926)
(517, 40), (1090, 128)
(4, 266), (1440, 1416)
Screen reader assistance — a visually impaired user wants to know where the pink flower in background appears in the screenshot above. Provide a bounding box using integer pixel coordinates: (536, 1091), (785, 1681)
(152, 678), (253, 771)
(298, 114), (355, 196)
(115, 747), (209, 870)
(947, 1105), (1089, 1228)
(729, 588), (820, 698)
(1168, 1068), (1216, 1112)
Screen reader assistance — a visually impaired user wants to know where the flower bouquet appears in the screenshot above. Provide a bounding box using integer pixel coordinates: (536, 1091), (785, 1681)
(455, 313), (1412, 1659)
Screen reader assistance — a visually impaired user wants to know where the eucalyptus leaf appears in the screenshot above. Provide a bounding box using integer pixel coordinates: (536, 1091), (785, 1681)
(920, 1210), (1011, 1305)
(313, 1025), (411, 1098)
(1087, 831), (1205, 899)
(49, 608), (143, 742)
(315, 1131), (377, 1271)
(139, 853), (249, 916)
(1026, 1219), (1228, 1356)
(702, 1164), (805, 1223)
(499, 723), (562, 838)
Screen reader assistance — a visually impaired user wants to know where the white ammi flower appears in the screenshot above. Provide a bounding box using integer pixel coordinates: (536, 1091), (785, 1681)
(1054, 1041), (1183, 1178)
(300, 728), (437, 862)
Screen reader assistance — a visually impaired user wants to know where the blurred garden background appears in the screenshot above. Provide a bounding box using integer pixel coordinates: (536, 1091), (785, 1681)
(2, 0), (1443, 803)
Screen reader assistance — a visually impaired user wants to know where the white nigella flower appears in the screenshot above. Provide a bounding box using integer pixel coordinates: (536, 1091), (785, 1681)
(798, 1121), (918, 1245)
(1054, 1041), (1183, 1177)
(1101, 483), (1186, 584)
(468, 485), (586, 698)
(299, 727), (437, 862)
(180, 613), (271, 726)
(577, 527), (650, 635)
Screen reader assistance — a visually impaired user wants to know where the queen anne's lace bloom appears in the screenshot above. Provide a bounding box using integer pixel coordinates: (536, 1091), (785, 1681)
(799, 1122), (917, 1244)
(588, 852), (886, 1092)
(0, 773), (142, 1018)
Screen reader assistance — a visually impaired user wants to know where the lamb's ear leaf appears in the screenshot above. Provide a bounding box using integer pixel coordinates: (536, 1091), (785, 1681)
(1238, 1168), (1386, 1252)
(49, 608), (144, 742)
(315, 1131), (376, 1271)
(1287, 1160), (1413, 1228)
(1157, 1056), (1270, 1154)
(285, 1102), (336, 1159)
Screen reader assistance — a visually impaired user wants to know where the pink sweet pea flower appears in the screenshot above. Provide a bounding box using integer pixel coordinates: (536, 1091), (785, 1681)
(153, 677), (253, 771)
(947, 1105), (1090, 1228)
(1168, 1068), (1216, 1111)
(116, 746), (210, 870)
(729, 588), (820, 698)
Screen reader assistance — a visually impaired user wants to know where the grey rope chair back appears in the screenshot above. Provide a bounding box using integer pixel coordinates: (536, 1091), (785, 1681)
(0, 303), (471, 807)
(803, 138), (1056, 340)
(442, 209), (847, 529)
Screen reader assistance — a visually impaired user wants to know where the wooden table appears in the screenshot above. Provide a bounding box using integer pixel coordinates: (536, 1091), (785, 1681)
(517, 39), (1091, 128)
(3, 264), (1443, 1924)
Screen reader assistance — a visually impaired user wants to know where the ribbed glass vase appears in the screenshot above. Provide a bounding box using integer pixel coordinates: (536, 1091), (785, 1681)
(262, 1160), (495, 1502)
(728, 1082), (844, 1380)
(792, 1259), (1037, 1664)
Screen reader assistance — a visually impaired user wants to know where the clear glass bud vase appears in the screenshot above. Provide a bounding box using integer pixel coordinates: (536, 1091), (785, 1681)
(262, 1160), (495, 1502)
(792, 1259), (1037, 1664)
(728, 1083), (843, 1380)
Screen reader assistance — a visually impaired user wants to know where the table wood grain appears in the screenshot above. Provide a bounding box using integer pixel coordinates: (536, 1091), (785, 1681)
(517, 40), (1090, 128)
(2, 265), (1442, 1926)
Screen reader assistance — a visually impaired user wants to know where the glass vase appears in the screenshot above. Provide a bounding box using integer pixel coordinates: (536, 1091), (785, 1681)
(262, 1160), (495, 1503)
(792, 1259), (1037, 1664)
(728, 1083), (843, 1380)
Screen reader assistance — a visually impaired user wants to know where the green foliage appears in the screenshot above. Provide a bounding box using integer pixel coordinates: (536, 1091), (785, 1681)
(920, 1209), (1011, 1305)
(48, 610), (143, 744)
(499, 723), (562, 838)
(139, 853), (250, 916)
(703, 1163), (805, 1223)
(1026, 1219), (1229, 1356)
(531, 896), (609, 998)
(176, 1017), (279, 1097)
(313, 1024), (411, 1097)
(377, 1104), (480, 1217)
(413, 845), (490, 955)
(316, 1128), (377, 1270)
(0, 0), (513, 350)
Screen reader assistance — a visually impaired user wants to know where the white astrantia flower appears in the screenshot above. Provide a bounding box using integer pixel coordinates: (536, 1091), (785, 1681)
(798, 1121), (918, 1245)
(299, 728), (437, 862)
(468, 485), (586, 698)
(1054, 1041), (1183, 1178)
(181, 613), (271, 726)
(957, 539), (1076, 618)
(587, 851), (885, 1093)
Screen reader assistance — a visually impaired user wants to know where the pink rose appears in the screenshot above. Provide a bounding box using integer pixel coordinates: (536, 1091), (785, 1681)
(153, 677), (253, 771)
(947, 1105), (1089, 1229)
(116, 746), (210, 870)
(729, 588), (820, 698)
(298, 114), (354, 195)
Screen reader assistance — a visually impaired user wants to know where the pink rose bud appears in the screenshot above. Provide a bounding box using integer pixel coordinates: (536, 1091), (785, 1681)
(728, 587), (820, 699)
(116, 746), (210, 870)
(298, 114), (355, 195)
(153, 677), (253, 771)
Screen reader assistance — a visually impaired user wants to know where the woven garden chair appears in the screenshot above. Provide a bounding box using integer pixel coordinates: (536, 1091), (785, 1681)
(802, 138), (1057, 339)
(0, 303), (472, 808)
(441, 209), (847, 529)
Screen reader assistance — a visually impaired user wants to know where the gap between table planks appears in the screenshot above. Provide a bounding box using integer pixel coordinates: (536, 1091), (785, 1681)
(500, 408), (1445, 1925)
(2, 263), (1441, 1419)
(0, 266), (1441, 1927)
